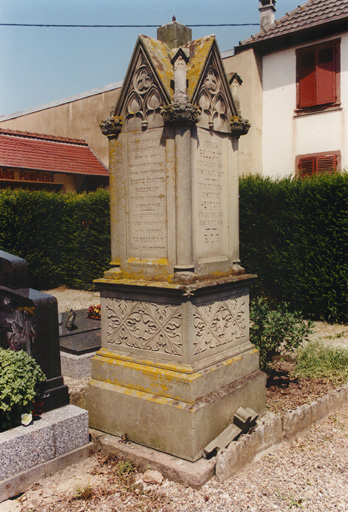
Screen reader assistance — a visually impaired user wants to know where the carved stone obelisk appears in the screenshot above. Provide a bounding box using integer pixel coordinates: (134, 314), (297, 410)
(87, 20), (265, 462)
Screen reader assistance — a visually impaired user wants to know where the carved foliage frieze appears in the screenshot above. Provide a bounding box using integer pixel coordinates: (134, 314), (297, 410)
(193, 295), (247, 355)
(105, 298), (182, 356)
(123, 55), (165, 128)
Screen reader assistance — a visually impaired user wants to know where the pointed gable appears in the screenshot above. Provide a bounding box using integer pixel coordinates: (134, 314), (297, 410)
(187, 36), (238, 132)
(112, 30), (241, 135)
(114, 35), (173, 131)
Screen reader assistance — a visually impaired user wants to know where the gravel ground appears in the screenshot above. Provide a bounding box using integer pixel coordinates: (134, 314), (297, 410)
(6, 288), (348, 512)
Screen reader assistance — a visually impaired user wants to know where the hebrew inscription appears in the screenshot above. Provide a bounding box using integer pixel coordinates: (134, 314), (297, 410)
(193, 295), (247, 355)
(105, 298), (182, 355)
(194, 129), (227, 259)
(127, 130), (167, 259)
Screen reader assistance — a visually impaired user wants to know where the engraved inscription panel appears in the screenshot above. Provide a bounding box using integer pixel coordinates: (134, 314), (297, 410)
(193, 295), (247, 355)
(105, 298), (182, 356)
(127, 130), (167, 259)
(194, 130), (227, 259)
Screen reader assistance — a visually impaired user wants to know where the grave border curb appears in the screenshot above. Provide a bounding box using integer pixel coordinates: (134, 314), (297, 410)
(215, 382), (348, 481)
(0, 443), (93, 503)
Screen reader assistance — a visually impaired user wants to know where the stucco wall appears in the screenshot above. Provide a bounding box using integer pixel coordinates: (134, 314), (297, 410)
(224, 49), (263, 176)
(262, 32), (348, 178)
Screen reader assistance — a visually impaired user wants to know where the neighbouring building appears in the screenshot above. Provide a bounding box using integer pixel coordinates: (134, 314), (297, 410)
(0, 129), (108, 192)
(0, 83), (122, 168)
(226, 0), (348, 178)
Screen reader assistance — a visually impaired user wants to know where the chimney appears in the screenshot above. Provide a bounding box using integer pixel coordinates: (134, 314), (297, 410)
(259, 0), (276, 31)
(157, 17), (192, 49)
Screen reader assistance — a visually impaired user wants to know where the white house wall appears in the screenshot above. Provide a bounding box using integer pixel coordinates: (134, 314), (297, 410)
(262, 32), (348, 178)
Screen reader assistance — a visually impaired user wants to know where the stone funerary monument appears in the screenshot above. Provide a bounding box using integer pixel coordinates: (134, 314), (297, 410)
(87, 20), (266, 461)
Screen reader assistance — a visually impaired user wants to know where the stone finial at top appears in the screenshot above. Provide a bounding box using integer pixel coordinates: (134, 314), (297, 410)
(157, 19), (192, 49)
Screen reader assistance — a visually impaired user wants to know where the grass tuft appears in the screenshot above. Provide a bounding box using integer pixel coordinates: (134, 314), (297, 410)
(294, 341), (348, 385)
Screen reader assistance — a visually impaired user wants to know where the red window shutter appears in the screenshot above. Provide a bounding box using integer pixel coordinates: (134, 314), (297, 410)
(316, 45), (336, 105)
(299, 157), (315, 177)
(317, 155), (337, 175)
(298, 49), (316, 108)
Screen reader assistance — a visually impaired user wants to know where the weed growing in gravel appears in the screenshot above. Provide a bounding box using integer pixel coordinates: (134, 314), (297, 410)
(116, 459), (136, 477)
(295, 341), (348, 384)
(73, 484), (94, 501)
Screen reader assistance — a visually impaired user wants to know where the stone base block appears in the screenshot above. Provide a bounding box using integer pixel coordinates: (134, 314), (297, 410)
(60, 351), (96, 378)
(87, 369), (266, 462)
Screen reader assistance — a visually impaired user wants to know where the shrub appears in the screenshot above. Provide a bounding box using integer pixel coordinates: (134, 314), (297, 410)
(0, 349), (46, 431)
(250, 297), (313, 371)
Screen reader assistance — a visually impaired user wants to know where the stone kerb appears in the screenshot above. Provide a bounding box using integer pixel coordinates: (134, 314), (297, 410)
(215, 382), (348, 482)
(0, 405), (90, 502)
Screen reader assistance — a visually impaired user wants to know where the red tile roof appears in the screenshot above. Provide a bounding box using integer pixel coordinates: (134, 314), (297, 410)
(0, 129), (108, 176)
(239, 0), (348, 48)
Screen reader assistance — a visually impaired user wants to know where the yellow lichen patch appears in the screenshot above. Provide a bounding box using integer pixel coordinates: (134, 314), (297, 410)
(127, 257), (168, 266)
(94, 348), (194, 374)
(140, 35), (173, 101)
(186, 35), (215, 100)
(92, 379), (189, 409)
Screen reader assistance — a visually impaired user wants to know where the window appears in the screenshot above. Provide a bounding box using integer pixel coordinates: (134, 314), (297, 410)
(296, 151), (341, 178)
(296, 39), (340, 111)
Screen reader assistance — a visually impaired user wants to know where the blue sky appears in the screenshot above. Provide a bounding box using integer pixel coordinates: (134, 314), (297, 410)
(0, 0), (301, 117)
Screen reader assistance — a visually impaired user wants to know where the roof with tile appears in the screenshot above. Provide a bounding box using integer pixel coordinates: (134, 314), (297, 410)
(238, 0), (348, 50)
(0, 129), (108, 176)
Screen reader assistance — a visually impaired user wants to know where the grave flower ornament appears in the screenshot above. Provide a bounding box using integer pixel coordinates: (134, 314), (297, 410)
(21, 413), (33, 427)
(88, 305), (101, 320)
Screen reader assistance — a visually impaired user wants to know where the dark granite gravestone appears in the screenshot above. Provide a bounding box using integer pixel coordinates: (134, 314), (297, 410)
(59, 309), (101, 355)
(0, 250), (69, 412)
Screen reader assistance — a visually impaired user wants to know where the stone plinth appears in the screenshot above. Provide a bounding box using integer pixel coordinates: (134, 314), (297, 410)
(87, 275), (265, 461)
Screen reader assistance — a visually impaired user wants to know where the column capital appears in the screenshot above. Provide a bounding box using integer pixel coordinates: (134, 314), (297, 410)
(230, 116), (250, 137)
(161, 104), (201, 126)
(100, 116), (123, 139)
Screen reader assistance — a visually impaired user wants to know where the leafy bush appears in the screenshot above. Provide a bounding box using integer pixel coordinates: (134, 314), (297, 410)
(0, 349), (46, 431)
(295, 341), (348, 385)
(250, 297), (313, 371)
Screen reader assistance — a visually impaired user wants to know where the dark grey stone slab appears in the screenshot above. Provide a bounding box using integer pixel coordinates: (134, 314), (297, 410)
(59, 310), (101, 355)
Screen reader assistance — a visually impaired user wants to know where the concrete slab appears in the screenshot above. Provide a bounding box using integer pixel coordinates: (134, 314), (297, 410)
(90, 429), (215, 489)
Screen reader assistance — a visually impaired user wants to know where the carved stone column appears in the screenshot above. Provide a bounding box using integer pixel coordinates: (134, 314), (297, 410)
(161, 104), (200, 274)
(100, 116), (123, 276)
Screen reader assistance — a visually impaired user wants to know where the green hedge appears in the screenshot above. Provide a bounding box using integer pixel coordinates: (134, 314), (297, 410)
(239, 173), (348, 323)
(0, 189), (110, 290)
(0, 174), (346, 323)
